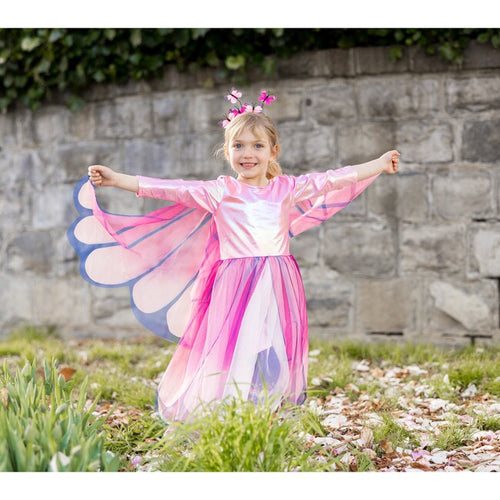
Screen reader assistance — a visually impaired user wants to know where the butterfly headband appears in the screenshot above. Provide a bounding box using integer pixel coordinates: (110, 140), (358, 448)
(219, 88), (277, 128)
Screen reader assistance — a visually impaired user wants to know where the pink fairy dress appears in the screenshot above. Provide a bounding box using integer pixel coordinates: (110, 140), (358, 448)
(68, 167), (379, 421)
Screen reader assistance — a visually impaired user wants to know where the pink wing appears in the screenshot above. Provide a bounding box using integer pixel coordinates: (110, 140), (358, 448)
(67, 177), (219, 343)
(289, 173), (380, 237)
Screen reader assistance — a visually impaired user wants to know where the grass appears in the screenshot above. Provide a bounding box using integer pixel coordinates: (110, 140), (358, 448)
(372, 412), (420, 451)
(432, 416), (473, 451)
(474, 413), (500, 432)
(150, 397), (326, 472)
(0, 358), (119, 471)
(0, 326), (498, 471)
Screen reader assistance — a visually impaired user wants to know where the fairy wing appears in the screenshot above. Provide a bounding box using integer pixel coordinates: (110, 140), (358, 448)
(289, 172), (380, 237)
(67, 177), (219, 343)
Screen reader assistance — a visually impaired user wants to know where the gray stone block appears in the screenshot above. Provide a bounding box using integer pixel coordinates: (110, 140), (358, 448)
(0, 113), (17, 149)
(396, 122), (454, 163)
(33, 277), (92, 327)
(425, 279), (498, 333)
(0, 274), (34, 327)
(15, 109), (37, 148)
(408, 46), (455, 73)
(396, 173), (430, 221)
(353, 46), (410, 75)
(32, 184), (76, 230)
(304, 83), (356, 124)
(122, 139), (172, 177)
(462, 41), (500, 70)
(153, 92), (191, 135)
(90, 286), (139, 330)
(6, 231), (54, 273)
(264, 90), (302, 123)
(468, 222), (500, 277)
(446, 75), (500, 113)
(338, 122), (396, 166)
(279, 126), (335, 172)
(33, 106), (70, 145)
(462, 119), (500, 163)
(2, 151), (46, 191)
(356, 278), (420, 334)
(367, 173), (429, 222)
(66, 103), (96, 141)
(57, 142), (120, 183)
(400, 223), (466, 276)
(431, 169), (495, 220)
(357, 76), (440, 118)
(290, 226), (320, 268)
(0, 188), (32, 233)
(302, 267), (354, 329)
(94, 96), (153, 139)
(323, 221), (396, 277)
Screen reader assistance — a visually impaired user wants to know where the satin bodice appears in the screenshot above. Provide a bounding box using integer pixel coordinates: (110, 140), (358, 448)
(136, 167), (358, 260)
(210, 177), (293, 259)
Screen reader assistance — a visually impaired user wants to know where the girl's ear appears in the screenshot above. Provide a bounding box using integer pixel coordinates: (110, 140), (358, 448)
(224, 144), (229, 160)
(271, 144), (280, 159)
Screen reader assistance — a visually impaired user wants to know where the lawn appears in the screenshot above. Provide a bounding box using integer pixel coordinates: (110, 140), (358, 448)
(1, 326), (499, 472)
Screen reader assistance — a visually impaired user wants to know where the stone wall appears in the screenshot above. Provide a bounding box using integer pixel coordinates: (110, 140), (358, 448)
(1, 42), (500, 345)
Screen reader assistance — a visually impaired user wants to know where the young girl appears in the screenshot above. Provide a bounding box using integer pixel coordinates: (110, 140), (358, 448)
(69, 89), (399, 422)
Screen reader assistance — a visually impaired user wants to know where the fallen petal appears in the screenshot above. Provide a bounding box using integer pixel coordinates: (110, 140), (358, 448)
(359, 427), (374, 448)
(428, 398), (447, 412)
(461, 383), (478, 398)
(430, 450), (449, 464)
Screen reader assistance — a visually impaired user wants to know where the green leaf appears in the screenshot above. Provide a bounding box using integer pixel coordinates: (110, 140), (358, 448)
(49, 29), (64, 43)
(21, 36), (42, 52)
(225, 54), (246, 70)
(104, 29), (116, 41)
(389, 46), (403, 61)
(130, 29), (142, 47)
(191, 28), (208, 40)
(93, 70), (105, 82)
(205, 51), (219, 67)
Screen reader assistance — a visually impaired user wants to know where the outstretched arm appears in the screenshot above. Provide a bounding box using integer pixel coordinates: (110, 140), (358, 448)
(352, 150), (400, 181)
(88, 165), (139, 193)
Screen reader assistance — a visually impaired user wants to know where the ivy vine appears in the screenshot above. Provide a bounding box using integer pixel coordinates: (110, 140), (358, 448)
(1, 28), (499, 113)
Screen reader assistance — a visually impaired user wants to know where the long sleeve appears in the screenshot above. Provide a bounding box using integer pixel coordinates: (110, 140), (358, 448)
(136, 176), (224, 213)
(291, 166), (358, 203)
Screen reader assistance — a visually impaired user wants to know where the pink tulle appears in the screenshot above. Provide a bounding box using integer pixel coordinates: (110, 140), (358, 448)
(157, 255), (308, 420)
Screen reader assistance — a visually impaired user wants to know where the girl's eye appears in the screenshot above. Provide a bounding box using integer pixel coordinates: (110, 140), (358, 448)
(255, 144), (263, 148)
(233, 143), (241, 149)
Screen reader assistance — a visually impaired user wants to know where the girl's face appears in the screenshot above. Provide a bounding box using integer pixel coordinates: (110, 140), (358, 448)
(227, 127), (277, 186)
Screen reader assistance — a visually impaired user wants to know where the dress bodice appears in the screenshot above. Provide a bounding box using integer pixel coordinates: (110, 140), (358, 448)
(211, 176), (293, 259)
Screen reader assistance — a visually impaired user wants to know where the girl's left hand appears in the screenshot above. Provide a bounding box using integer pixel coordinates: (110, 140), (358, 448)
(379, 150), (400, 174)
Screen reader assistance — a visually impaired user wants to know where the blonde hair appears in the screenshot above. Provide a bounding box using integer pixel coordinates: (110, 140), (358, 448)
(221, 112), (282, 179)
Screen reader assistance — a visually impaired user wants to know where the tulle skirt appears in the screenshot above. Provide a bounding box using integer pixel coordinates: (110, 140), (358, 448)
(156, 254), (308, 422)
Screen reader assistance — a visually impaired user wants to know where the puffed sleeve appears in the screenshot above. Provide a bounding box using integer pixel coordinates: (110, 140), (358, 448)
(136, 176), (224, 213)
(292, 166), (358, 202)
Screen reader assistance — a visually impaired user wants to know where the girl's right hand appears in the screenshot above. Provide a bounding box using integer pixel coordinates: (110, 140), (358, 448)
(88, 165), (117, 187)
